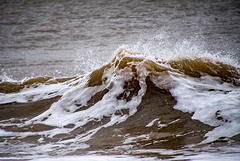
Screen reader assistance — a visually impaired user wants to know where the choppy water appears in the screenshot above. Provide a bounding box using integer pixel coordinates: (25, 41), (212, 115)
(1, 0), (240, 79)
(0, 0), (240, 160)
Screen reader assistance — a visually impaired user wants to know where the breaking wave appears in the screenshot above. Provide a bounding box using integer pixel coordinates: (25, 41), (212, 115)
(0, 49), (240, 158)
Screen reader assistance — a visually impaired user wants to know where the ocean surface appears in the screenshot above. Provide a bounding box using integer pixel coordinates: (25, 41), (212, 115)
(0, 0), (240, 160)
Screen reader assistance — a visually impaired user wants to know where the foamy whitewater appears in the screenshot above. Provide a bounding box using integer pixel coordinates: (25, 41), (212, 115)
(0, 47), (240, 160)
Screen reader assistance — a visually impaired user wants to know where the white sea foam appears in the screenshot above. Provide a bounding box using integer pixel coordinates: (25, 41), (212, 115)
(145, 118), (159, 127)
(170, 75), (240, 143)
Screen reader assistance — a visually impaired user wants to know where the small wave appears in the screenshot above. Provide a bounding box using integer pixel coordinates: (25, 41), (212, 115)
(0, 76), (76, 93)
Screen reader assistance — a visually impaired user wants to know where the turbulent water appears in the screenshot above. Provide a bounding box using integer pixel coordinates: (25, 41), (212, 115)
(1, 49), (240, 160)
(1, 0), (240, 160)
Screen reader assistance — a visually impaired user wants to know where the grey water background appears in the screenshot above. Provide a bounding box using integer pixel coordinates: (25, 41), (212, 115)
(0, 0), (240, 80)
